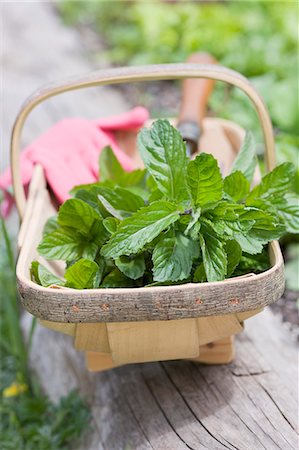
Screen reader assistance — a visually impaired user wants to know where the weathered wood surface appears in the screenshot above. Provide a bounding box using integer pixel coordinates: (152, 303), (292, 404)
(22, 308), (298, 450)
(4, 3), (298, 449)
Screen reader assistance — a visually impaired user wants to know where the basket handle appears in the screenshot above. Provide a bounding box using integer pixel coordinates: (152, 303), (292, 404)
(11, 63), (275, 219)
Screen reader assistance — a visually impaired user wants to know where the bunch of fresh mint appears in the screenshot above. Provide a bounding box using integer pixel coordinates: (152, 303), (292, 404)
(31, 119), (299, 289)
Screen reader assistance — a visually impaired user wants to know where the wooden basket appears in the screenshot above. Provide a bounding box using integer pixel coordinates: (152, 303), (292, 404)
(12, 64), (285, 371)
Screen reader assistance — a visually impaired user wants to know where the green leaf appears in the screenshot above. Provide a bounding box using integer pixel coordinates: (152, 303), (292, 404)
(99, 146), (125, 182)
(138, 119), (190, 204)
(225, 240), (242, 277)
(184, 208), (201, 239)
(187, 153), (223, 208)
(231, 131), (257, 182)
(223, 171), (250, 202)
(117, 169), (147, 188)
(43, 216), (59, 235)
(152, 233), (199, 282)
(272, 195), (299, 234)
(58, 199), (101, 234)
(193, 263), (207, 283)
(247, 162), (295, 204)
(115, 254), (145, 279)
(100, 269), (135, 288)
(234, 251), (270, 276)
(199, 223), (227, 282)
(97, 186), (144, 219)
(38, 230), (84, 261)
(101, 201), (181, 259)
(103, 217), (120, 234)
(65, 259), (101, 289)
(30, 261), (65, 287)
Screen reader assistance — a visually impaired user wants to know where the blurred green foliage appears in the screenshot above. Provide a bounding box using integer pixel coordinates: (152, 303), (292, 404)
(58, 1), (298, 181)
(0, 218), (90, 449)
(58, 2), (298, 128)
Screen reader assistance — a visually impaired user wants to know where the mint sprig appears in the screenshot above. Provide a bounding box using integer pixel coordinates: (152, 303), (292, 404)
(31, 119), (299, 289)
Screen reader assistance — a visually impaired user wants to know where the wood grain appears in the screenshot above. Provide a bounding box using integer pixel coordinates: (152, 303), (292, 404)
(21, 308), (298, 449)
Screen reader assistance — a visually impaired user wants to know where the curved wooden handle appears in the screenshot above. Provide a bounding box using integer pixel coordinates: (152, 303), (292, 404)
(11, 63), (276, 219)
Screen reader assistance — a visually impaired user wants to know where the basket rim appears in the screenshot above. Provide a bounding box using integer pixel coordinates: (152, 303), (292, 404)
(17, 241), (285, 323)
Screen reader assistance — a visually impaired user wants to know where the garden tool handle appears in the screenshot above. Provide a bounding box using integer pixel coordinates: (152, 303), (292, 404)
(177, 53), (217, 155)
(11, 63), (276, 219)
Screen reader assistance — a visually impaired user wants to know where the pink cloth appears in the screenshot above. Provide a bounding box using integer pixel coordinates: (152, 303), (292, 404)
(0, 107), (149, 216)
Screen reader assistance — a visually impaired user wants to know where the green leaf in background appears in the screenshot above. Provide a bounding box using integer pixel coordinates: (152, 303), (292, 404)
(100, 269), (135, 288)
(99, 145), (126, 182)
(38, 229), (84, 261)
(138, 119), (190, 204)
(224, 171), (250, 202)
(115, 254), (145, 280)
(199, 223), (227, 282)
(65, 258), (101, 289)
(30, 261), (64, 287)
(247, 162), (295, 204)
(101, 201), (181, 259)
(117, 168), (147, 188)
(225, 240), (242, 277)
(187, 153), (223, 209)
(231, 131), (257, 182)
(97, 186), (144, 219)
(152, 233), (199, 282)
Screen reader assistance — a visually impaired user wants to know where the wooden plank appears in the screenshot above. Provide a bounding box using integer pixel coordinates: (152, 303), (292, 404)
(196, 314), (243, 345)
(21, 308), (298, 449)
(107, 318), (199, 365)
(74, 323), (110, 353)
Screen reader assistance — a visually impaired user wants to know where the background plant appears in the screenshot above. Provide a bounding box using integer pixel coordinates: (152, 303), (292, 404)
(0, 217), (90, 449)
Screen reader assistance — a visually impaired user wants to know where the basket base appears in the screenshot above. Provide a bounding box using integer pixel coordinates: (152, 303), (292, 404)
(86, 336), (235, 372)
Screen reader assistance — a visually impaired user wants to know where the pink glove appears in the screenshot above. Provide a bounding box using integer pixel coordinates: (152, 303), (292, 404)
(0, 107), (149, 216)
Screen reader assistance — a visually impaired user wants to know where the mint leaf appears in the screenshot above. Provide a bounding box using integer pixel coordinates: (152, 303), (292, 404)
(43, 216), (59, 235)
(247, 162), (295, 204)
(103, 217), (120, 234)
(225, 240), (242, 277)
(152, 233), (199, 282)
(65, 259), (101, 289)
(58, 199), (101, 234)
(97, 186), (144, 219)
(38, 230), (84, 261)
(115, 254), (145, 280)
(193, 263), (207, 283)
(30, 261), (64, 287)
(101, 201), (181, 259)
(117, 169), (147, 188)
(138, 119), (190, 204)
(100, 269), (135, 288)
(274, 197), (299, 234)
(199, 223), (227, 282)
(224, 171), (250, 202)
(187, 153), (223, 209)
(99, 146), (125, 182)
(231, 131), (257, 182)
